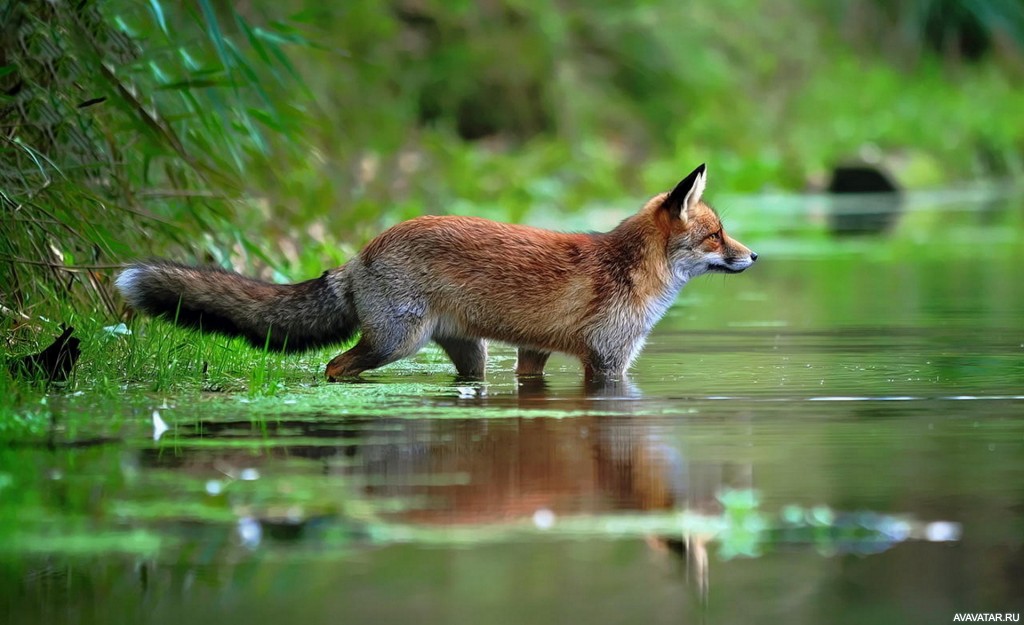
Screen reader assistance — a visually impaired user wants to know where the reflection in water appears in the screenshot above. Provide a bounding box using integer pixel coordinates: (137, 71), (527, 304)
(826, 193), (905, 236)
(362, 381), (739, 523)
(138, 377), (748, 598)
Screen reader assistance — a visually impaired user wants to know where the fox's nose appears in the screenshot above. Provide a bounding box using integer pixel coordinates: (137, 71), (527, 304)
(750, 252), (758, 262)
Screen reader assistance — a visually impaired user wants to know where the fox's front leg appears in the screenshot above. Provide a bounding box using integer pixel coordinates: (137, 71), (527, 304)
(583, 364), (627, 382)
(582, 353), (628, 382)
(582, 337), (639, 382)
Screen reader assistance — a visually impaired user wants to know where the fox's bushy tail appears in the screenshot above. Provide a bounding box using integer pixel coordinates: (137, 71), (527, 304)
(115, 261), (357, 352)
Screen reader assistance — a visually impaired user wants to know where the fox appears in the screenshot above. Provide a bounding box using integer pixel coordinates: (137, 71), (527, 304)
(115, 163), (757, 382)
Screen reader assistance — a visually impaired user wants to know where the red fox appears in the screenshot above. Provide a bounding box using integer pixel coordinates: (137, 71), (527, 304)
(116, 164), (756, 381)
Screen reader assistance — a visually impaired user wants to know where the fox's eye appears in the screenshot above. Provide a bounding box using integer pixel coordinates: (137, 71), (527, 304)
(708, 232), (721, 242)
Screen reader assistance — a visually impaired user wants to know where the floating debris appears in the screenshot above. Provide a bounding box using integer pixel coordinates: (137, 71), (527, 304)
(533, 508), (556, 530)
(237, 516), (262, 549)
(102, 323), (132, 336)
(152, 410), (169, 441)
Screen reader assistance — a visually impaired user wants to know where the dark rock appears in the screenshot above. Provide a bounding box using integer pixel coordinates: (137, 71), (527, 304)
(826, 164), (904, 236)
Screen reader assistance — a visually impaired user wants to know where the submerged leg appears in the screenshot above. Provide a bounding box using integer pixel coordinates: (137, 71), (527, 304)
(435, 336), (487, 378)
(515, 348), (551, 376)
(582, 349), (629, 383)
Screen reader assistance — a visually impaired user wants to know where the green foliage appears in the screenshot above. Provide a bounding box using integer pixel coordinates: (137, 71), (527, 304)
(827, 0), (1024, 62)
(0, 0), (313, 325)
(3, 0), (1024, 348)
(716, 489), (768, 559)
(107, 316), (318, 396)
(0, 397), (49, 441)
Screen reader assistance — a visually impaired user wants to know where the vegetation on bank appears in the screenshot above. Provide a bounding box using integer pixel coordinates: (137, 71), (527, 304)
(2, 0), (1024, 367)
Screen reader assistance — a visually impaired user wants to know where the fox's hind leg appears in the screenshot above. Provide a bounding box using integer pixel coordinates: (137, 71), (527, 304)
(325, 319), (431, 381)
(515, 348), (551, 376)
(435, 337), (487, 378)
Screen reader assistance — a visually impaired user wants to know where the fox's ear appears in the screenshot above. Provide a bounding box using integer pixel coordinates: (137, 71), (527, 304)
(664, 163), (707, 220)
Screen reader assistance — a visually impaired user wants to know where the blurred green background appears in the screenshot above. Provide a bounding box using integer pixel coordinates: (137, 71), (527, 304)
(2, 0), (1024, 322)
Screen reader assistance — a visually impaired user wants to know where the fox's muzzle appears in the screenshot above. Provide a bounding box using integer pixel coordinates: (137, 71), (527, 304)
(710, 251), (758, 273)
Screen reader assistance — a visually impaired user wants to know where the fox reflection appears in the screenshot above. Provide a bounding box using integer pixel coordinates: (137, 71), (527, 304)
(141, 380), (750, 589)
(351, 381), (747, 530)
(360, 416), (708, 524)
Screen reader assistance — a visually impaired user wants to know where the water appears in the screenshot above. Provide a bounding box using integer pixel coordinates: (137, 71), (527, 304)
(3, 191), (1024, 624)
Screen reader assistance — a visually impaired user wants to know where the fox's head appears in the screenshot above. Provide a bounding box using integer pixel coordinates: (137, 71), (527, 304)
(654, 164), (757, 283)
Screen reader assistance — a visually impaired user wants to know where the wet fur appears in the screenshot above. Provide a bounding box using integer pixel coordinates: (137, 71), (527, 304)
(116, 164), (756, 381)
